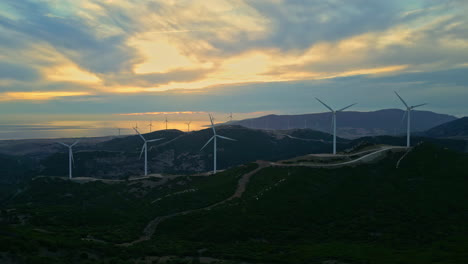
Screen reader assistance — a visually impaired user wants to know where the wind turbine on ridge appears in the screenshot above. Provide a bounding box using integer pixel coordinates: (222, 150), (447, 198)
(394, 91), (427, 148)
(57, 140), (79, 179)
(316, 98), (356, 155)
(148, 121), (153, 132)
(201, 114), (237, 174)
(185, 121), (192, 132)
(164, 116), (169, 130)
(134, 127), (164, 176)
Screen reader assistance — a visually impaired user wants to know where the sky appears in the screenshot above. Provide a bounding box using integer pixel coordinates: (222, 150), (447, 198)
(0, 0), (467, 139)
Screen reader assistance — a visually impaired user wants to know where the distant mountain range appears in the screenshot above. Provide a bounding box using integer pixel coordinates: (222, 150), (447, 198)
(231, 109), (457, 138)
(424, 117), (468, 138)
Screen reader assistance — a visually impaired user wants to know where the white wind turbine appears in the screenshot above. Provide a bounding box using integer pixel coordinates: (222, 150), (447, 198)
(57, 140), (79, 179)
(394, 91), (427, 148)
(316, 98), (356, 155)
(201, 114), (236, 174)
(134, 127), (164, 176)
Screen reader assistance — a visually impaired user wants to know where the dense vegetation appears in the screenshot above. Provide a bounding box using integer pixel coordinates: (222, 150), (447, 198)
(1, 143), (467, 263)
(150, 144), (468, 263)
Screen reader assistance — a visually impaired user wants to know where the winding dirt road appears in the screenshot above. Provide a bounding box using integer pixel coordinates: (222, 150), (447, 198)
(119, 146), (406, 246)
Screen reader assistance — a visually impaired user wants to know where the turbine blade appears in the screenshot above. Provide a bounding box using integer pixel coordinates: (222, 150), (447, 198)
(57, 142), (69, 147)
(209, 114), (216, 135)
(139, 144), (146, 160)
(70, 140), (80, 147)
(337, 103), (356, 112)
(315, 97), (334, 112)
(216, 135), (236, 141)
(394, 91), (409, 108)
(200, 136), (214, 151)
(147, 138), (164, 143)
(411, 103), (427, 109)
(133, 127), (146, 141)
(400, 110), (407, 126)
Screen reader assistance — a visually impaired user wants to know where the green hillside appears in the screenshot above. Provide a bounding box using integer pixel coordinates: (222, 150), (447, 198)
(1, 143), (467, 263)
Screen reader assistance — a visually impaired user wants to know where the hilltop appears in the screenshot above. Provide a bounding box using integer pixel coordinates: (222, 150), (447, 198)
(424, 117), (468, 139)
(0, 125), (466, 181)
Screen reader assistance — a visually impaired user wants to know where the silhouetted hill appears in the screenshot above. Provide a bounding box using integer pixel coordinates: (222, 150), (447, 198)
(39, 126), (347, 178)
(425, 117), (468, 138)
(349, 135), (467, 152)
(232, 109), (457, 138)
(2, 143), (468, 263)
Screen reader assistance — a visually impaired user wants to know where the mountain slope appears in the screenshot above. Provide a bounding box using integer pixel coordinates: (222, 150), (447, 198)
(154, 143), (468, 264)
(425, 116), (468, 138)
(39, 126), (347, 178)
(232, 109), (457, 138)
(1, 143), (468, 263)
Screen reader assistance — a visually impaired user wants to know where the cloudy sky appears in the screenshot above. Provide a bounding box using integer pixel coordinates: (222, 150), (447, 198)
(0, 0), (467, 138)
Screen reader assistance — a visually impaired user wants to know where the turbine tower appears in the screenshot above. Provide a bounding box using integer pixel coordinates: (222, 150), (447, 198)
(134, 128), (164, 176)
(201, 114), (236, 174)
(57, 140), (79, 179)
(164, 116), (169, 130)
(316, 98), (356, 155)
(394, 91), (427, 148)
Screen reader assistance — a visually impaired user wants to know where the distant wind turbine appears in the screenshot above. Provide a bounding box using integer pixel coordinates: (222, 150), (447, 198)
(228, 112), (233, 122)
(164, 116), (169, 130)
(185, 121), (192, 132)
(134, 128), (164, 176)
(394, 91), (427, 148)
(57, 140), (79, 179)
(201, 114), (237, 174)
(148, 121), (153, 132)
(316, 98), (356, 155)
(115, 128), (121, 136)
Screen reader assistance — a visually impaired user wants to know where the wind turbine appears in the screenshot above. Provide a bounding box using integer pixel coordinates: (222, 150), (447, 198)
(316, 98), (356, 155)
(115, 128), (121, 136)
(185, 121), (192, 132)
(200, 114), (236, 174)
(228, 112), (233, 122)
(57, 140), (79, 179)
(164, 116), (169, 130)
(394, 91), (427, 148)
(148, 121), (153, 133)
(134, 127), (164, 176)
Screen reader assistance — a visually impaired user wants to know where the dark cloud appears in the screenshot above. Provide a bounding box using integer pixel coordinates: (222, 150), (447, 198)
(0, 62), (40, 81)
(191, 0), (399, 56)
(103, 68), (211, 87)
(0, 0), (140, 74)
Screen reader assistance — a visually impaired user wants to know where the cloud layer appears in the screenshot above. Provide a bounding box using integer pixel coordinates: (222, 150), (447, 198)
(0, 0), (467, 115)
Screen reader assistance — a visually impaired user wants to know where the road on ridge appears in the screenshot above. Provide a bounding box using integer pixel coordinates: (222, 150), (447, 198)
(118, 146), (406, 246)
